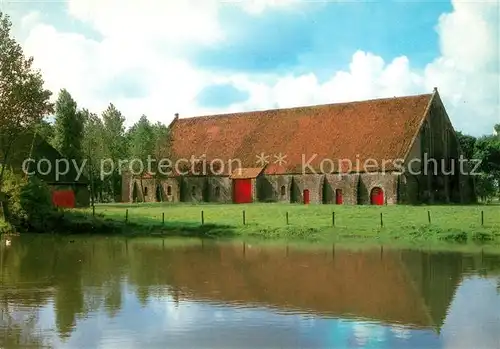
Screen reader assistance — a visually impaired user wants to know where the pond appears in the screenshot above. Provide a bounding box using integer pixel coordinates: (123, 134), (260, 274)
(1, 236), (499, 348)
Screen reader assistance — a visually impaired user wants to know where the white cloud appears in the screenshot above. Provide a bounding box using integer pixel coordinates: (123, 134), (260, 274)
(223, 0), (499, 136)
(67, 0), (225, 47)
(15, 0), (500, 135)
(218, 51), (423, 112)
(237, 0), (301, 15)
(352, 322), (386, 346)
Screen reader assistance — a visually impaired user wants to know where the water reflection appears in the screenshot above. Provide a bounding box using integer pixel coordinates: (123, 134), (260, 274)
(1, 236), (499, 348)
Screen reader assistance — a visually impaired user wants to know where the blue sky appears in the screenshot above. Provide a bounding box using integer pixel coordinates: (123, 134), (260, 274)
(29, 275), (500, 348)
(2, 0), (499, 136)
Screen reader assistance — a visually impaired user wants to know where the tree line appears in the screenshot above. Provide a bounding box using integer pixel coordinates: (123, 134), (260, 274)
(0, 12), (170, 203)
(456, 127), (500, 202)
(34, 90), (170, 203)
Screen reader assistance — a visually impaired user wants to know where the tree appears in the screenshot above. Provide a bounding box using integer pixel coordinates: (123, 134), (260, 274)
(0, 12), (53, 189)
(101, 103), (126, 201)
(128, 115), (155, 201)
(494, 124), (500, 136)
(81, 109), (105, 203)
(52, 89), (84, 162)
(152, 121), (170, 161)
(455, 131), (477, 160)
(34, 119), (54, 143)
(474, 135), (500, 201)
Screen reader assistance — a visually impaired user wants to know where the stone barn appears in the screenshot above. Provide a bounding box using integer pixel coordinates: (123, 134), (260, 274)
(123, 88), (476, 205)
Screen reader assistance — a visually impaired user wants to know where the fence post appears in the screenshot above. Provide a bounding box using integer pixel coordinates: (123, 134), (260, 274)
(427, 210), (431, 224)
(380, 213), (383, 228)
(332, 212), (335, 227)
(243, 210), (246, 225)
(201, 210), (204, 225)
(125, 209), (128, 223)
(162, 212), (165, 225)
(92, 205), (95, 217)
(286, 212), (289, 225)
(481, 210), (484, 226)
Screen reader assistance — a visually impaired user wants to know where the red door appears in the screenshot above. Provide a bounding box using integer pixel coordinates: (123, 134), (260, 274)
(52, 190), (76, 208)
(233, 179), (252, 204)
(335, 189), (343, 204)
(303, 189), (310, 204)
(370, 187), (384, 205)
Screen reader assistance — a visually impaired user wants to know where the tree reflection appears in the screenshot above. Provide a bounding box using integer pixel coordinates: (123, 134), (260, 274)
(1, 236), (500, 347)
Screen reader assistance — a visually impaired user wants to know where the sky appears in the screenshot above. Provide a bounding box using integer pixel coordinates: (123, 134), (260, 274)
(1, 0), (499, 136)
(31, 275), (500, 348)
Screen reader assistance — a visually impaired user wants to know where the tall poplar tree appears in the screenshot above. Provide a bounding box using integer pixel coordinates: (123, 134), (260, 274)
(0, 12), (53, 189)
(52, 89), (84, 162)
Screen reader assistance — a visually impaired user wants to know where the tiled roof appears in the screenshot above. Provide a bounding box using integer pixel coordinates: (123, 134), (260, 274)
(169, 93), (434, 175)
(151, 243), (457, 329)
(229, 167), (264, 179)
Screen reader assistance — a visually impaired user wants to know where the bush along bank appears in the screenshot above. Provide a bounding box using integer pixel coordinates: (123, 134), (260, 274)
(0, 170), (235, 237)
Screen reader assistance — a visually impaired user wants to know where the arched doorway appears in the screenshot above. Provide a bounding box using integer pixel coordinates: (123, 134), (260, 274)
(335, 189), (343, 204)
(132, 182), (139, 202)
(303, 189), (310, 204)
(155, 185), (163, 202)
(371, 187), (384, 205)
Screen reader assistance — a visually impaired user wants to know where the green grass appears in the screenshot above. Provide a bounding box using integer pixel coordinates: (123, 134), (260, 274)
(73, 202), (500, 245)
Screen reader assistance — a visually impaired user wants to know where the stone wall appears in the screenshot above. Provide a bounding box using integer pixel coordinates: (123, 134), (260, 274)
(256, 175), (293, 203)
(323, 174), (360, 205)
(121, 169), (471, 206)
(358, 173), (399, 205)
(158, 178), (181, 203)
(129, 178), (156, 202)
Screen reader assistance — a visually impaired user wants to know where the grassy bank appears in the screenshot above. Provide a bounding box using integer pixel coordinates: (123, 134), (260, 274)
(68, 202), (500, 245)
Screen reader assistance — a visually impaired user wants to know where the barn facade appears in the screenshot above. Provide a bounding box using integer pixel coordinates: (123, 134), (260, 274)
(122, 88), (476, 205)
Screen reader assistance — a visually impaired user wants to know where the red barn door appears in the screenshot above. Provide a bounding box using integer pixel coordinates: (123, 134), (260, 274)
(303, 189), (310, 204)
(233, 179), (252, 204)
(52, 190), (76, 208)
(335, 189), (343, 204)
(370, 187), (384, 205)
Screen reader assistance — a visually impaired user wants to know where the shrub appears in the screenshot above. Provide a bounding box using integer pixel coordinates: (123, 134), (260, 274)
(0, 167), (55, 230)
(1, 167), (27, 222)
(19, 176), (55, 225)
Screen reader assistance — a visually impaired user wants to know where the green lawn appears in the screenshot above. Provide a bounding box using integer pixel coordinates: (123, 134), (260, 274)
(76, 202), (500, 244)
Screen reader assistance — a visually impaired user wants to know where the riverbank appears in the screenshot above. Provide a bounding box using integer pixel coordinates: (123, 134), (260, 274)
(93, 202), (500, 244)
(3, 203), (500, 246)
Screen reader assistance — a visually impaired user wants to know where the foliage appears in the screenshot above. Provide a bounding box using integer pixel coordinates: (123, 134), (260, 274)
(457, 131), (500, 201)
(34, 119), (55, 144)
(19, 176), (55, 225)
(153, 121), (171, 161)
(81, 109), (105, 203)
(126, 116), (170, 178)
(0, 12), (53, 188)
(0, 165), (25, 220)
(101, 103), (127, 200)
(128, 115), (155, 174)
(52, 89), (85, 162)
(456, 131), (477, 159)
(0, 165), (54, 229)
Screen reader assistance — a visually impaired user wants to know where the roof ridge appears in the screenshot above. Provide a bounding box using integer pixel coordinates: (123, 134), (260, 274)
(175, 92), (434, 122)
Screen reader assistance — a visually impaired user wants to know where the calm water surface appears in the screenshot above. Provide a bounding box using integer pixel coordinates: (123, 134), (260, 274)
(1, 236), (499, 349)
